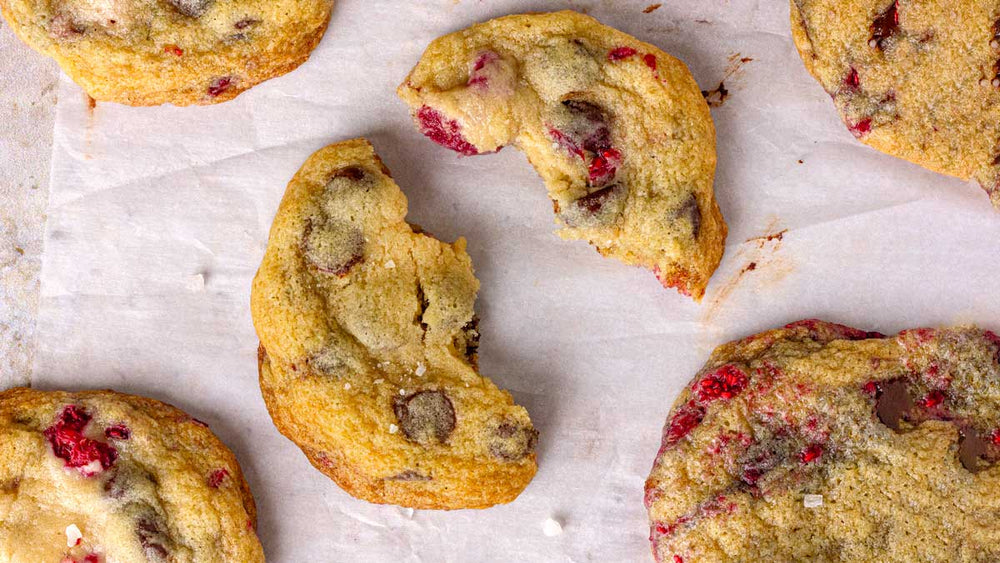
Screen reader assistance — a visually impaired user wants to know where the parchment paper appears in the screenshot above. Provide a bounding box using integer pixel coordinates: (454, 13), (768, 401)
(31, 1), (1000, 561)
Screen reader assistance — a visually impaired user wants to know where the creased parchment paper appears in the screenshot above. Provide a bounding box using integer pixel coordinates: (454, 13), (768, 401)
(30, 1), (1000, 561)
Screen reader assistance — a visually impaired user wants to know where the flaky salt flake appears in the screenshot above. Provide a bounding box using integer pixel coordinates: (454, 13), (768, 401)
(384, 260), (396, 269)
(542, 517), (563, 537)
(66, 523), (83, 547)
(388, 424), (399, 434)
(415, 363), (427, 377)
(399, 388), (406, 395)
(803, 494), (823, 508)
(343, 383), (351, 390)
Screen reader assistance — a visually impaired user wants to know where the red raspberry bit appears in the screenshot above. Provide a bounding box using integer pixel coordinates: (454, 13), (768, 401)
(799, 444), (823, 464)
(869, 0), (900, 49)
(44, 405), (118, 476)
(208, 468), (230, 488)
(673, 556), (684, 563)
(548, 127), (585, 159)
(84, 555), (100, 563)
(848, 118), (872, 138)
(607, 46), (638, 61)
(468, 51), (499, 87)
(416, 106), (480, 156)
(664, 401), (706, 446)
(918, 390), (945, 409)
(587, 148), (621, 185)
(990, 429), (1000, 445)
(643, 53), (658, 72)
(164, 44), (183, 56)
(694, 365), (750, 403)
(863, 380), (880, 395)
(104, 424), (131, 440)
(653, 266), (693, 296)
(207, 77), (232, 97)
(844, 67), (860, 89)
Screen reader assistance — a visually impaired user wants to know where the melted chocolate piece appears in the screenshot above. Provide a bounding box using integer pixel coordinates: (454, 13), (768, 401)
(394, 390), (456, 445)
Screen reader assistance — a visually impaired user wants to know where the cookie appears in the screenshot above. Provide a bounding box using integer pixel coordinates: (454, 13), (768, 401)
(0, 387), (263, 562)
(397, 11), (726, 300)
(645, 319), (1000, 562)
(0, 0), (333, 105)
(791, 0), (1000, 208)
(250, 138), (538, 509)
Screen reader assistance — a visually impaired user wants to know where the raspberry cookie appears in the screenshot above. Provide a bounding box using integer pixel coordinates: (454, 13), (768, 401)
(0, 387), (263, 562)
(250, 139), (538, 509)
(791, 0), (1000, 207)
(0, 0), (333, 105)
(645, 319), (1000, 562)
(397, 11), (726, 299)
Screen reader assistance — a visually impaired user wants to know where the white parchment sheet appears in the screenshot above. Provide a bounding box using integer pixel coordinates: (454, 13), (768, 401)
(29, 1), (1000, 561)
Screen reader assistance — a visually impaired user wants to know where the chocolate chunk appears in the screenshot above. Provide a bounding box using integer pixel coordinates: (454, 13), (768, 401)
(386, 470), (432, 481)
(874, 379), (914, 431)
(558, 184), (627, 228)
(303, 219), (365, 276)
(136, 516), (171, 562)
(165, 0), (213, 18)
(869, 1), (900, 49)
(675, 195), (701, 239)
(488, 419), (538, 461)
(394, 390), (456, 445)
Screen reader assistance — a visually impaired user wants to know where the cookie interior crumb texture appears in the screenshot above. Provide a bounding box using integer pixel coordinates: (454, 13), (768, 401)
(0, 387), (264, 562)
(0, 0), (334, 105)
(790, 0), (1000, 207)
(646, 319), (1000, 562)
(398, 11), (726, 300)
(251, 138), (538, 510)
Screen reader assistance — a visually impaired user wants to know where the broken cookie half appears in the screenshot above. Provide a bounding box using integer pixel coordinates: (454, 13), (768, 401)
(251, 139), (537, 509)
(398, 11), (726, 299)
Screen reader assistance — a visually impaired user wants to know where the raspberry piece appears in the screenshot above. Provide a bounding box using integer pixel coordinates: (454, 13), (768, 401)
(468, 51), (499, 87)
(693, 365), (749, 403)
(44, 406), (118, 476)
(207, 468), (229, 488)
(587, 148), (622, 186)
(799, 444), (823, 464)
(104, 424), (130, 440)
(844, 67), (860, 89)
(848, 118), (872, 137)
(918, 390), (946, 409)
(415, 106), (480, 156)
(607, 46), (637, 61)
(643, 54), (658, 72)
(207, 77), (233, 97)
(869, 1), (900, 49)
(163, 45), (183, 57)
(673, 556), (684, 563)
(663, 401), (706, 446)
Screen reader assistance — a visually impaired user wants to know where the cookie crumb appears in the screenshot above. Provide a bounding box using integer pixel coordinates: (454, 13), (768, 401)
(385, 259), (396, 269)
(643, 3), (662, 13)
(415, 363), (427, 377)
(803, 494), (823, 508)
(389, 424), (399, 434)
(542, 517), (563, 536)
(402, 507), (415, 518)
(374, 378), (384, 384)
(66, 523), (83, 547)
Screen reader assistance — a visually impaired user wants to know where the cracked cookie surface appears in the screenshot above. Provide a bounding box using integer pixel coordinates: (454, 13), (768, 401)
(398, 11), (726, 299)
(0, 387), (262, 563)
(646, 319), (1000, 562)
(0, 0), (333, 105)
(791, 0), (1000, 207)
(250, 138), (537, 509)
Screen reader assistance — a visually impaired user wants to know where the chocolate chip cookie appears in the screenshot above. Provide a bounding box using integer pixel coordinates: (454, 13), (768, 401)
(398, 11), (726, 299)
(791, 0), (1000, 207)
(0, 387), (263, 562)
(646, 319), (1000, 562)
(0, 0), (333, 105)
(250, 138), (538, 509)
